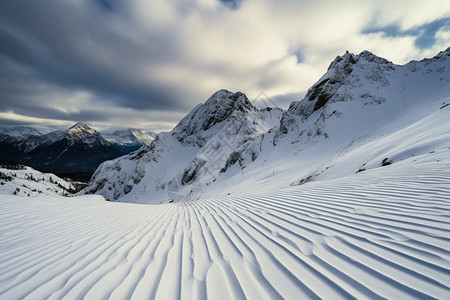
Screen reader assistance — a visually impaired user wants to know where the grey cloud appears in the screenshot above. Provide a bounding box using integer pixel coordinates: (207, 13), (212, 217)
(0, 0), (186, 116)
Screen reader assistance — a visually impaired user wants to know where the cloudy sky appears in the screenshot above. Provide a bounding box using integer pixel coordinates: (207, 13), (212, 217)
(1, 0), (449, 132)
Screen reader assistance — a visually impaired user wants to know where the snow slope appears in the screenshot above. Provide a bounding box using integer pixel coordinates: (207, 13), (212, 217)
(208, 96), (450, 197)
(0, 164), (75, 197)
(1, 160), (449, 299)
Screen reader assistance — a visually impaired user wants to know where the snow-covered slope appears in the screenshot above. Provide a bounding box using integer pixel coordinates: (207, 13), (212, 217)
(1, 160), (449, 299)
(85, 48), (450, 204)
(278, 48), (448, 141)
(0, 162), (75, 196)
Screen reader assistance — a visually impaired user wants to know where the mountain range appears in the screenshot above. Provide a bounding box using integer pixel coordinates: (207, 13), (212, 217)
(0, 124), (156, 174)
(84, 48), (450, 203)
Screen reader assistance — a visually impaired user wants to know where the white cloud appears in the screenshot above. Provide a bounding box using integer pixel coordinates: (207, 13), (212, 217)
(367, 0), (450, 31)
(124, 0), (449, 99)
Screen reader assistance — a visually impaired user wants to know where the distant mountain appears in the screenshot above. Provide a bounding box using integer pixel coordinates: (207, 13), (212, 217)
(84, 48), (450, 204)
(19, 123), (124, 173)
(0, 126), (52, 159)
(102, 128), (155, 152)
(0, 126), (43, 138)
(0, 123), (159, 174)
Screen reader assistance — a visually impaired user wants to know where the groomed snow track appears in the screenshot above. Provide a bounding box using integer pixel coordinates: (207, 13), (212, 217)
(0, 162), (449, 299)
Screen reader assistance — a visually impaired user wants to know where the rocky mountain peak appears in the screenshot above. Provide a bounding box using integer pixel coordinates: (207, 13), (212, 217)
(440, 46), (450, 58)
(281, 50), (396, 125)
(67, 123), (98, 136)
(328, 50), (394, 72)
(196, 89), (254, 128)
(172, 89), (255, 146)
(418, 46), (450, 65)
(64, 123), (108, 147)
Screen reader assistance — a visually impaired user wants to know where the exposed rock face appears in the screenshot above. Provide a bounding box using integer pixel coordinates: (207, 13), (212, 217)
(172, 89), (254, 147)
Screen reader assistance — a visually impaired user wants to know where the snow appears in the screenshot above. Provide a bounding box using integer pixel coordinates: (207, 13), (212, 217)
(0, 165), (74, 197)
(65, 123), (108, 146)
(0, 123), (105, 154)
(1, 160), (449, 299)
(67, 123), (98, 136)
(102, 129), (155, 147)
(0, 126), (43, 138)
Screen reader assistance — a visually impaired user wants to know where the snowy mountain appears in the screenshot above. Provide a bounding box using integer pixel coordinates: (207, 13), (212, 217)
(85, 48), (450, 204)
(22, 123), (124, 174)
(268, 48), (450, 181)
(0, 129), (62, 161)
(0, 161), (75, 196)
(212, 48), (450, 197)
(0, 126), (43, 139)
(102, 128), (155, 152)
(0, 124), (158, 175)
(84, 89), (283, 202)
(0, 123), (125, 174)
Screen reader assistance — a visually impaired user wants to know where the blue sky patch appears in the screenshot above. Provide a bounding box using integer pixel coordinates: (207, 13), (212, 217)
(292, 50), (304, 64)
(363, 17), (449, 49)
(218, 0), (242, 9)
